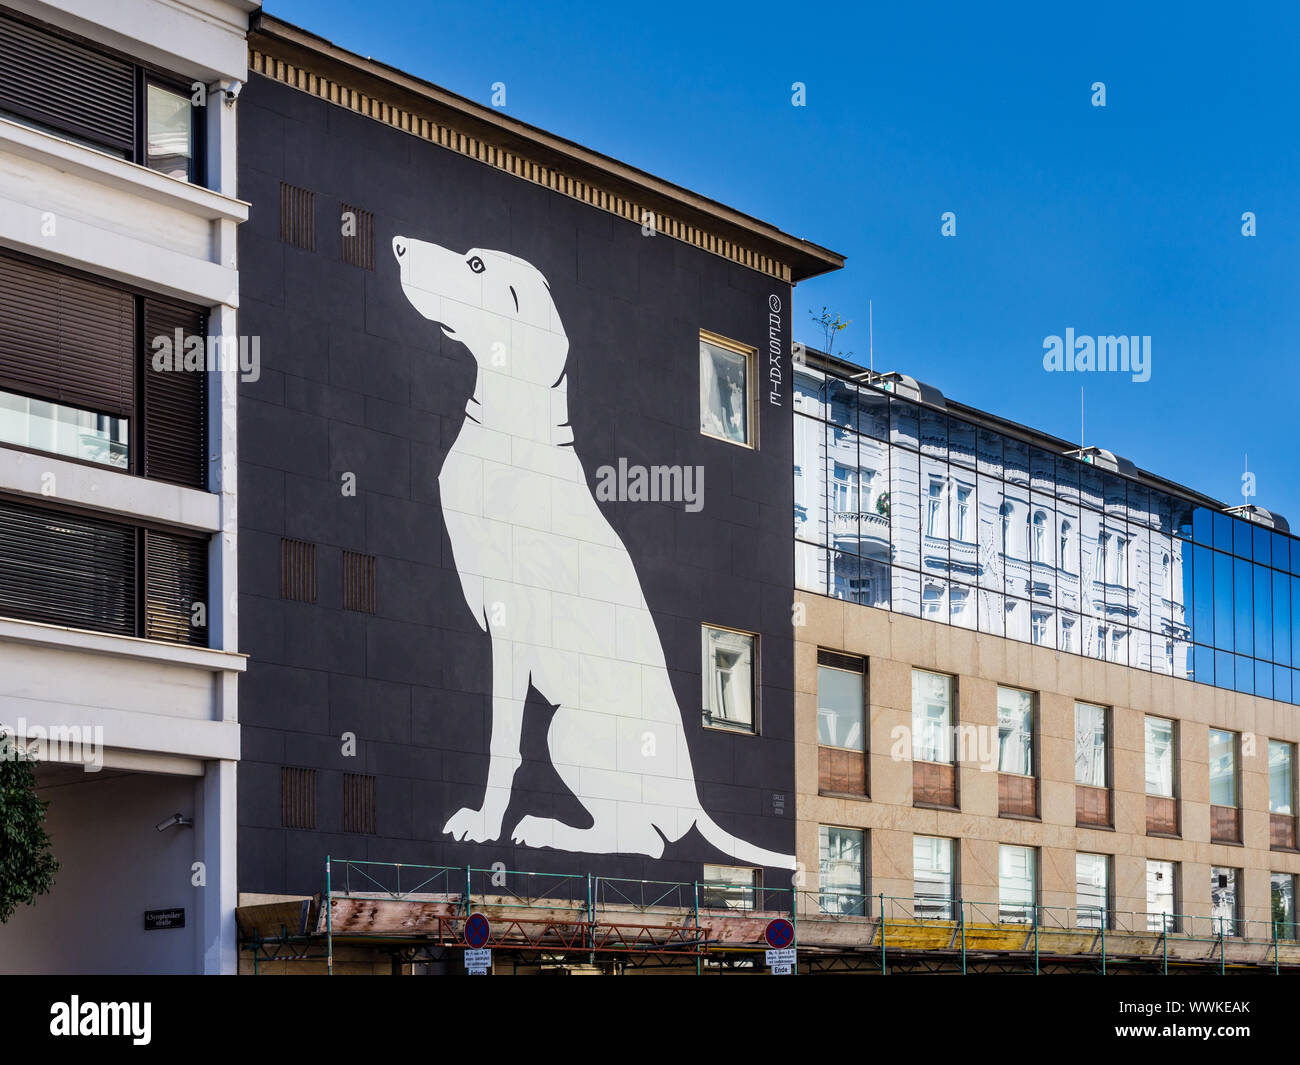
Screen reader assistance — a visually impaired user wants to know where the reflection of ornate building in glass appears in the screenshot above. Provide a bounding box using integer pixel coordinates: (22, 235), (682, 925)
(795, 351), (1298, 704)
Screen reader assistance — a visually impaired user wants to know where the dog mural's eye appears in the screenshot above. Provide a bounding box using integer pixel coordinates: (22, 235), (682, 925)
(467, 256), (486, 274)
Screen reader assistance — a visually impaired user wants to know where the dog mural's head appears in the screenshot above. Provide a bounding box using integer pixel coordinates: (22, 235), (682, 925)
(393, 236), (568, 382)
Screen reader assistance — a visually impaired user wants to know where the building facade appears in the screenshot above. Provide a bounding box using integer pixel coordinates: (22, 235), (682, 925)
(793, 350), (1300, 967)
(234, 13), (841, 928)
(0, 0), (258, 974)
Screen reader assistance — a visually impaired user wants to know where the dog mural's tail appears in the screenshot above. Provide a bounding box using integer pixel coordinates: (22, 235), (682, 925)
(694, 810), (797, 870)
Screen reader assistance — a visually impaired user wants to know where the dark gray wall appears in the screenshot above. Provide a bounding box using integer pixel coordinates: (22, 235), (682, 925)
(237, 74), (796, 894)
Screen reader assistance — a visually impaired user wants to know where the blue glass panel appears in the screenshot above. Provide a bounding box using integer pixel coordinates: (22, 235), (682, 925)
(889, 445), (920, 573)
(1293, 537), (1300, 576)
(1273, 531), (1291, 574)
(793, 368), (826, 417)
(1254, 565), (1272, 666)
(1234, 654), (1254, 694)
(1127, 482), (1151, 525)
(1004, 438), (1029, 485)
(1256, 660), (1274, 700)
(1294, 668), (1300, 705)
(1274, 570), (1292, 667)
(1194, 643), (1215, 684)
(1192, 506), (1213, 546)
(1213, 551), (1234, 653)
(1215, 649), (1235, 689)
(1103, 474), (1126, 518)
(977, 428), (1003, 478)
(1294, 576), (1300, 669)
(1233, 517), (1253, 560)
(1079, 465), (1103, 511)
(919, 406), (947, 458)
(892, 566), (920, 616)
(1031, 448), (1055, 492)
(1054, 454), (1078, 502)
(825, 376), (856, 430)
(1234, 557), (1253, 657)
(889, 396), (918, 449)
(1213, 511), (1234, 553)
(980, 587), (1006, 638)
(795, 540), (829, 596)
(1151, 491), (1174, 536)
(857, 389), (890, 441)
(1274, 664), (1292, 704)
(861, 558), (891, 609)
(948, 418), (975, 467)
(1254, 525), (1272, 568)
(831, 550), (859, 603)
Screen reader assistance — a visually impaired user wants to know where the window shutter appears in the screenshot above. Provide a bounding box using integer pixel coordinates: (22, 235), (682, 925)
(143, 528), (208, 645)
(0, 497), (135, 635)
(0, 12), (135, 155)
(0, 253), (135, 417)
(142, 296), (208, 488)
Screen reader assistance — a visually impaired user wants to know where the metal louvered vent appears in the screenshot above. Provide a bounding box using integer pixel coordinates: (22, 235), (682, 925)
(144, 528), (208, 645)
(343, 773), (376, 833)
(0, 498), (135, 635)
(340, 203), (374, 269)
(280, 767), (318, 829)
(0, 11), (135, 155)
(342, 550), (376, 613)
(0, 252), (135, 417)
(143, 297), (208, 489)
(280, 538), (316, 602)
(280, 182), (315, 251)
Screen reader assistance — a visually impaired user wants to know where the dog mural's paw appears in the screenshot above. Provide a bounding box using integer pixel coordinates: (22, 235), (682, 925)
(510, 815), (555, 849)
(442, 807), (496, 843)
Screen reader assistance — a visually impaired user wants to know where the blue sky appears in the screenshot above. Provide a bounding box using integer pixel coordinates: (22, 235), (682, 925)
(266, 0), (1300, 521)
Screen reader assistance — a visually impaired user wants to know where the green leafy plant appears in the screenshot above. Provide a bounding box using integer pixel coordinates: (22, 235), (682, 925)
(809, 306), (853, 359)
(0, 730), (59, 923)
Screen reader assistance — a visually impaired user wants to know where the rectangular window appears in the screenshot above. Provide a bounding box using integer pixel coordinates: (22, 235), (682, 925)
(702, 625), (756, 732)
(699, 331), (754, 448)
(912, 669), (953, 764)
(1270, 740), (1295, 815)
(998, 844), (1036, 924)
(0, 11), (203, 183)
(1076, 852), (1110, 929)
(1146, 860), (1178, 932)
(1145, 715), (1176, 797)
(1075, 702), (1108, 786)
(700, 865), (759, 911)
(1209, 728), (1238, 807)
(1210, 866), (1240, 936)
(0, 389), (128, 469)
(817, 652), (864, 750)
(0, 497), (206, 646)
(145, 81), (194, 181)
(996, 686), (1034, 775)
(1273, 872), (1297, 941)
(914, 835), (955, 919)
(818, 826), (865, 915)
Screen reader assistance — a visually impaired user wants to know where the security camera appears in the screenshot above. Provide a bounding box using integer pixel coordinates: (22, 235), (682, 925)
(223, 80), (243, 107)
(155, 813), (194, 832)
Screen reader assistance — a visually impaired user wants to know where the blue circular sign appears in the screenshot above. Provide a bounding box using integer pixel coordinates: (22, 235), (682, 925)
(464, 912), (491, 948)
(765, 918), (794, 949)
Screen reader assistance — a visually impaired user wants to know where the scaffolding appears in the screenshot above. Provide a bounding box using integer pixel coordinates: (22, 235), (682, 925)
(235, 858), (1300, 975)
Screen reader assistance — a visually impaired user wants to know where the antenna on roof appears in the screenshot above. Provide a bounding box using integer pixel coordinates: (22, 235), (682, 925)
(869, 299), (874, 381)
(1080, 386), (1085, 448)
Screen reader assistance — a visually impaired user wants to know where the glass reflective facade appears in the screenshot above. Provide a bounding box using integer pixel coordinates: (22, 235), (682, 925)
(794, 364), (1300, 704)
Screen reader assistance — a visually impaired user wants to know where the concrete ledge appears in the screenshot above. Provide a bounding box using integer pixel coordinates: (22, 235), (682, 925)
(0, 448), (221, 532)
(0, 615), (246, 673)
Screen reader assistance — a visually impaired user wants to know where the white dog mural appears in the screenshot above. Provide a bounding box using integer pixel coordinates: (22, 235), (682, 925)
(393, 234), (794, 869)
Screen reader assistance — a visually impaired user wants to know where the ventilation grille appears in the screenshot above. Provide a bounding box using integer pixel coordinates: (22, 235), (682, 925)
(343, 773), (376, 833)
(144, 529), (208, 645)
(0, 251), (135, 418)
(142, 297), (208, 489)
(280, 538), (316, 602)
(342, 550), (376, 613)
(279, 182), (315, 251)
(0, 497), (135, 635)
(280, 767), (317, 829)
(0, 11), (135, 155)
(340, 203), (374, 270)
(818, 649), (866, 673)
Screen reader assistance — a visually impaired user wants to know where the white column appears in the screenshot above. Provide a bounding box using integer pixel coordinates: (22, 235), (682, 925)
(199, 756), (238, 974)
